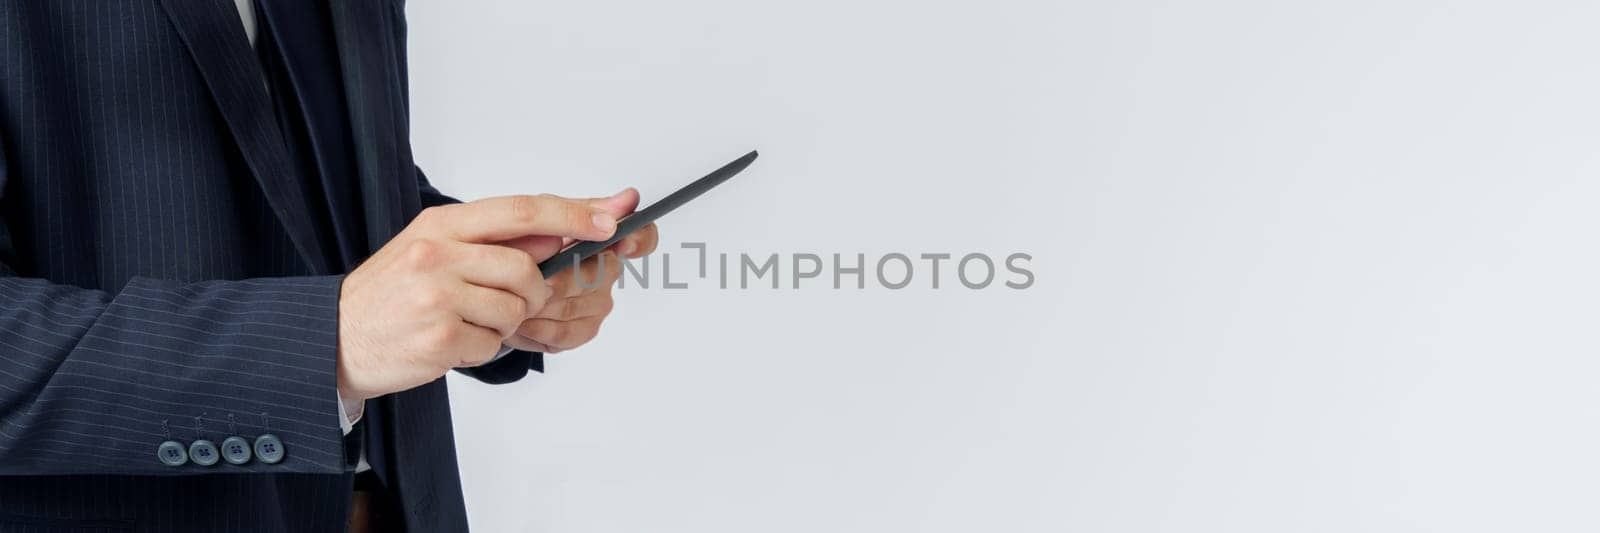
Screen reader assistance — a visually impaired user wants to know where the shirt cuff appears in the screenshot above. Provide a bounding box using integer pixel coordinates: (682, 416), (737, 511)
(336, 344), (510, 436)
(337, 391), (364, 436)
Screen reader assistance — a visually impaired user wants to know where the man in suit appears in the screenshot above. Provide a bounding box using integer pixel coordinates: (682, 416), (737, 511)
(0, 0), (657, 530)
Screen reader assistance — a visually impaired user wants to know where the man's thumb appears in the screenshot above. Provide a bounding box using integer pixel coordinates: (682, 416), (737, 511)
(588, 188), (640, 218)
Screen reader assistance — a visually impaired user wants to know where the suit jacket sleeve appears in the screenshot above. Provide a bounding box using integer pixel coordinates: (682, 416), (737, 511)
(0, 130), (350, 476)
(415, 165), (546, 384)
(0, 262), (349, 475)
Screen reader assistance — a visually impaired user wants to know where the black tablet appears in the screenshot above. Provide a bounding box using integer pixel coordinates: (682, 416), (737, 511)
(538, 150), (759, 277)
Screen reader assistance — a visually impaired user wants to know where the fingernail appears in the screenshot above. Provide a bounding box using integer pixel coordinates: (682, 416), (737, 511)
(617, 240), (635, 256)
(592, 213), (616, 234)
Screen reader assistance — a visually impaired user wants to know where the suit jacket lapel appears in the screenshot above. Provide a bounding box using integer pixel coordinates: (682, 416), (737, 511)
(329, 0), (420, 248)
(154, 0), (332, 273)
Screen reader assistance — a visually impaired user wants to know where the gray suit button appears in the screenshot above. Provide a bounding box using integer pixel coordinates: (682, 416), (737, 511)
(189, 439), (220, 466)
(157, 440), (189, 466)
(221, 436), (253, 465)
(254, 434), (285, 464)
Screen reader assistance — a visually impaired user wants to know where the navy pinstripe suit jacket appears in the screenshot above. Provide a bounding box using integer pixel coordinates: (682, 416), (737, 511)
(0, 1), (539, 530)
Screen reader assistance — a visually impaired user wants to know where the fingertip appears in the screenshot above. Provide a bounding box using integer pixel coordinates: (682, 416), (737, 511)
(600, 188), (641, 214)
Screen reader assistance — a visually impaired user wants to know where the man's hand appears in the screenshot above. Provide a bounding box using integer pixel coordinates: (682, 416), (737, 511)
(504, 188), (659, 353)
(336, 194), (619, 402)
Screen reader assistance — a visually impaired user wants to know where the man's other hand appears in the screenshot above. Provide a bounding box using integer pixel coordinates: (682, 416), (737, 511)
(503, 188), (659, 353)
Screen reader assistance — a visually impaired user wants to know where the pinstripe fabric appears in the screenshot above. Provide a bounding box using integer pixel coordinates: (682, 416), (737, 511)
(0, 0), (533, 530)
(0, 0), (346, 473)
(0, 1), (351, 529)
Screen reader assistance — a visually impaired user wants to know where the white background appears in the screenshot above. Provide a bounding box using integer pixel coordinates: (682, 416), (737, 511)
(406, 1), (1600, 531)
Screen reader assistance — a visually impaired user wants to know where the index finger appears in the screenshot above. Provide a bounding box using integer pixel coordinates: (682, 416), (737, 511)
(425, 195), (617, 244)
